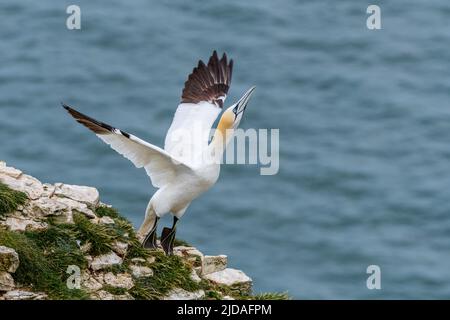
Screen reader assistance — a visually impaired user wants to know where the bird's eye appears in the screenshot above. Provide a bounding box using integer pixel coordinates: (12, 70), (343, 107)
(232, 105), (238, 115)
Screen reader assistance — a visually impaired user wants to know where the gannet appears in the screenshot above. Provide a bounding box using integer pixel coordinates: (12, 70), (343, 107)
(63, 51), (255, 255)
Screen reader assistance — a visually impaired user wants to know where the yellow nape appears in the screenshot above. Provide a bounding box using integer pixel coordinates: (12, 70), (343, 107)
(216, 109), (234, 137)
(210, 109), (235, 153)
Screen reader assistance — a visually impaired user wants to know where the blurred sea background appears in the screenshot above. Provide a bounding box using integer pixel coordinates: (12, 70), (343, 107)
(1, 0), (450, 299)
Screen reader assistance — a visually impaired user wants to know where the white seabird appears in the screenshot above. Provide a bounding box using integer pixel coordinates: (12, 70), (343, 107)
(63, 51), (255, 255)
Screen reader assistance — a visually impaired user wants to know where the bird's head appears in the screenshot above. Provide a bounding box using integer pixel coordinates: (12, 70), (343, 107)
(218, 86), (256, 133)
(208, 86), (255, 160)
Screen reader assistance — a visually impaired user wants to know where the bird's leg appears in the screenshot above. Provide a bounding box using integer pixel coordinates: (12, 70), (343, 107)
(161, 216), (178, 255)
(141, 216), (160, 249)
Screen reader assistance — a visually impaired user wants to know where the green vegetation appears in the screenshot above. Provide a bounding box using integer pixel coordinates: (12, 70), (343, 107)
(0, 194), (288, 300)
(130, 250), (200, 300)
(72, 213), (119, 255)
(173, 238), (191, 247)
(103, 285), (128, 296)
(249, 292), (290, 300)
(0, 229), (88, 299)
(0, 182), (27, 217)
(95, 206), (120, 219)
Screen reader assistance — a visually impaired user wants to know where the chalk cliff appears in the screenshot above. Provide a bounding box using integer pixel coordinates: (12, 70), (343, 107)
(0, 161), (284, 300)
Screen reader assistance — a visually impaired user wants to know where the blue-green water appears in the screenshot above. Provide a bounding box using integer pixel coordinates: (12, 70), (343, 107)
(1, 0), (450, 299)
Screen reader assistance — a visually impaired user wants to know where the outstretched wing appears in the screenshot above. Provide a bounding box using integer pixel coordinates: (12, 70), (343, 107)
(63, 104), (192, 188)
(164, 51), (233, 163)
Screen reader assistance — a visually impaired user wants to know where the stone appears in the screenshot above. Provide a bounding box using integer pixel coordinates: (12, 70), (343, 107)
(147, 256), (156, 264)
(112, 241), (128, 256)
(90, 252), (123, 271)
(1, 290), (47, 300)
(0, 165), (22, 179)
(53, 183), (99, 208)
(0, 272), (15, 291)
(131, 257), (147, 265)
(99, 216), (115, 225)
(0, 173), (43, 200)
(174, 246), (203, 266)
(203, 268), (252, 294)
(201, 255), (227, 275)
(53, 197), (97, 222)
(80, 242), (92, 254)
(223, 295), (235, 300)
(164, 288), (205, 300)
(81, 271), (103, 292)
(85, 255), (93, 267)
(5, 217), (47, 232)
(28, 197), (68, 217)
(90, 290), (134, 300)
(103, 272), (134, 290)
(0, 246), (19, 273)
(41, 183), (56, 197)
(130, 265), (153, 278)
(190, 269), (201, 283)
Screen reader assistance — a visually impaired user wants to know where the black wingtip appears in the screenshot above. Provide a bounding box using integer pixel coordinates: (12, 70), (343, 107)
(61, 102), (71, 111)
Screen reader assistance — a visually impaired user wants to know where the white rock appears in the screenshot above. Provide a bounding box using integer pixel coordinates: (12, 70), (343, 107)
(54, 183), (99, 208)
(80, 242), (92, 254)
(130, 265), (153, 278)
(0, 165), (22, 178)
(164, 288), (205, 300)
(5, 217), (47, 232)
(190, 269), (201, 283)
(85, 255), (93, 267)
(103, 272), (134, 290)
(81, 271), (103, 292)
(0, 246), (19, 273)
(1, 290), (47, 300)
(54, 197), (97, 220)
(0, 173), (43, 200)
(28, 197), (68, 217)
(41, 183), (56, 198)
(201, 255), (227, 275)
(90, 252), (123, 271)
(174, 246), (203, 266)
(112, 241), (128, 256)
(223, 295), (235, 300)
(147, 256), (156, 264)
(99, 216), (115, 225)
(90, 290), (134, 300)
(131, 257), (146, 265)
(0, 272), (15, 291)
(203, 268), (252, 294)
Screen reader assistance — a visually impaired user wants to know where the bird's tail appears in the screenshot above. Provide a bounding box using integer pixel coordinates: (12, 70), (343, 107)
(137, 201), (158, 241)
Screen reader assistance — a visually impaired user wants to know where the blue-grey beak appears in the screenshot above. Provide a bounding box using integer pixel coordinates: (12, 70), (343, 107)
(233, 86), (256, 116)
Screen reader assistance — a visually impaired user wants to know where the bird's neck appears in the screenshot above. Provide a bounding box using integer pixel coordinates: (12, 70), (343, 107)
(208, 124), (233, 163)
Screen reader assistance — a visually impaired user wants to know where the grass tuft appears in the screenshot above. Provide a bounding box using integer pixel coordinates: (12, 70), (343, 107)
(95, 206), (120, 219)
(0, 182), (27, 216)
(0, 230), (88, 299)
(249, 292), (290, 300)
(103, 285), (128, 296)
(204, 290), (223, 300)
(173, 238), (191, 247)
(130, 251), (199, 300)
(72, 213), (118, 255)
